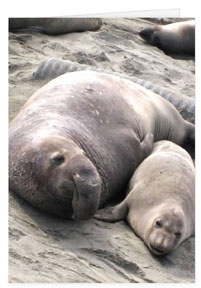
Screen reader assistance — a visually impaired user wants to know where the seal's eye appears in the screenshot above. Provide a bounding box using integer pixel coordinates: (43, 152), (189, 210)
(155, 220), (163, 228)
(51, 155), (65, 165)
(175, 232), (182, 238)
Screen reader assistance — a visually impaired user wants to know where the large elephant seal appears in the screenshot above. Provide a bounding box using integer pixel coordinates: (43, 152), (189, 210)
(95, 140), (195, 255)
(9, 71), (194, 220)
(9, 18), (102, 35)
(33, 58), (195, 116)
(139, 20), (195, 55)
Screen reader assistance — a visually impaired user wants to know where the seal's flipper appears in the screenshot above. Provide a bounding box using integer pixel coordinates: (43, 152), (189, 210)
(94, 201), (128, 223)
(182, 121), (195, 158)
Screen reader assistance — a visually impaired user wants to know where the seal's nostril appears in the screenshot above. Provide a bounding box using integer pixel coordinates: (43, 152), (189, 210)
(175, 232), (182, 238)
(78, 167), (95, 178)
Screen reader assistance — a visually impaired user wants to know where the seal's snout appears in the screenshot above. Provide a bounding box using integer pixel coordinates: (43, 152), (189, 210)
(139, 27), (155, 42)
(149, 244), (165, 255)
(148, 218), (174, 255)
(69, 154), (102, 220)
(149, 235), (173, 255)
(72, 211), (94, 221)
(72, 163), (101, 196)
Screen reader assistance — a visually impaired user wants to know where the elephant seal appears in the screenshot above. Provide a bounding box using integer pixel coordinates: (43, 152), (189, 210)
(9, 18), (102, 35)
(95, 140), (195, 255)
(139, 20), (195, 55)
(33, 58), (195, 118)
(9, 71), (194, 220)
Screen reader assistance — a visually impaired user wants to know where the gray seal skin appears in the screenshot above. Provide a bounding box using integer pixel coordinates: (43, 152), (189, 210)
(95, 140), (195, 255)
(139, 20), (195, 55)
(9, 18), (102, 35)
(9, 71), (194, 220)
(33, 58), (195, 118)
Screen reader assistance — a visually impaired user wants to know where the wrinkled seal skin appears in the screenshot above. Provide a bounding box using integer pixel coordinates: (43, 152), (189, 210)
(9, 18), (102, 35)
(9, 71), (194, 220)
(139, 20), (195, 55)
(95, 140), (195, 255)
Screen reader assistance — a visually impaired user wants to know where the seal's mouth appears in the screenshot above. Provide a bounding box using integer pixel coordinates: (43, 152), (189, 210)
(68, 154), (102, 220)
(72, 212), (94, 221)
(149, 244), (167, 255)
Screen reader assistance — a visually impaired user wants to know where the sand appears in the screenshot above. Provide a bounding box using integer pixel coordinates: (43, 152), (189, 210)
(9, 18), (195, 283)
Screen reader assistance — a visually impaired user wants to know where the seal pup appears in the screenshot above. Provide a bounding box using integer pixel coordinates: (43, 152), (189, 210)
(139, 20), (195, 55)
(95, 140), (195, 255)
(9, 18), (102, 35)
(9, 71), (194, 220)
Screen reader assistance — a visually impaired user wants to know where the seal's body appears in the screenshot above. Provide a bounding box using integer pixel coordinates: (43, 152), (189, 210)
(9, 71), (194, 220)
(33, 58), (195, 118)
(95, 140), (195, 255)
(139, 20), (195, 55)
(9, 18), (102, 35)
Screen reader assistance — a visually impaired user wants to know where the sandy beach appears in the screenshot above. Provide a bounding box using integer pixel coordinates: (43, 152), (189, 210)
(9, 18), (195, 283)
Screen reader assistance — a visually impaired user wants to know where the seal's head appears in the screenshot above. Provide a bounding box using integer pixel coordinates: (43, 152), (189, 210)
(34, 135), (102, 220)
(139, 26), (162, 49)
(147, 207), (185, 255)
